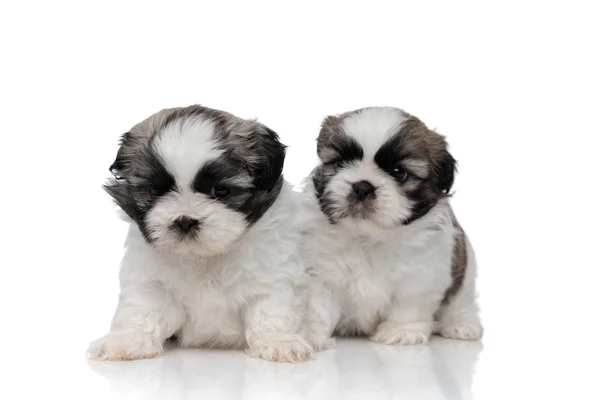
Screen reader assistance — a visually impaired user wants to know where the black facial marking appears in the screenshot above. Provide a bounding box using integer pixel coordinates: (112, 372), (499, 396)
(191, 142), (283, 224)
(402, 184), (442, 225)
(374, 119), (456, 225)
(326, 135), (364, 164)
(104, 137), (176, 243)
(402, 149), (455, 225)
(194, 160), (249, 205)
(312, 164), (344, 224)
(192, 155), (246, 196)
(314, 125), (366, 223)
(374, 135), (411, 182)
(141, 151), (177, 197)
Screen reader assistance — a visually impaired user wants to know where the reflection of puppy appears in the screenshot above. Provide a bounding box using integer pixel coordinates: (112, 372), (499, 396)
(88, 105), (313, 363)
(300, 107), (483, 349)
(369, 338), (483, 399)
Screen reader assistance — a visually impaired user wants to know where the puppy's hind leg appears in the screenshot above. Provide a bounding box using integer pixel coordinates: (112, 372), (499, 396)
(370, 295), (439, 346)
(435, 290), (483, 340)
(435, 237), (483, 341)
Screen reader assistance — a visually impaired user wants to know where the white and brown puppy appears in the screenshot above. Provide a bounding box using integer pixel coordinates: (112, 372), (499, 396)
(300, 107), (483, 349)
(88, 105), (313, 363)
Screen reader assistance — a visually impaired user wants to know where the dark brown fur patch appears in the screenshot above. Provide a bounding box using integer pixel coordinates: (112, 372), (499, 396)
(443, 212), (467, 304)
(316, 115), (340, 157)
(392, 115), (456, 194)
(316, 109), (363, 160)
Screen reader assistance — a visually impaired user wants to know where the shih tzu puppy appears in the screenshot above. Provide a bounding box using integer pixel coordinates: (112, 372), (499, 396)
(87, 105), (313, 363)
(300, 107), (483, 350)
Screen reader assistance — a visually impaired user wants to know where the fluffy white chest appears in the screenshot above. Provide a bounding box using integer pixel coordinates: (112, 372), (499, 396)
(158, 255), (248, 349)
(179, 273), (245, 348)
(331, 241), (408, 335)
(306, 224), (452, 336)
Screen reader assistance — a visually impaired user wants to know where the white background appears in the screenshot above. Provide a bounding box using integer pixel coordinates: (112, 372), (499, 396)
(1, 1), (599, 399)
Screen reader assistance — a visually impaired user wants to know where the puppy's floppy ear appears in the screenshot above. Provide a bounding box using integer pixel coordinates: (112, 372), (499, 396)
(317, 115), (341, 160)
(104, 132), (138, 220)
(436, 150), (457, 194)
(109, 132), (133, 178)
(250, 124), (287, 191)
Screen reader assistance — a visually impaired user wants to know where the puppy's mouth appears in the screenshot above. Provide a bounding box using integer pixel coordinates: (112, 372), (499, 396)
(345, 203), (374, 219)
(345, 189), (377, 219)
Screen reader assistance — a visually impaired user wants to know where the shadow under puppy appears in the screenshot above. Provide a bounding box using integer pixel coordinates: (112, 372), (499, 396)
(299, 107), (483, 350)
(88, 105), (313, 363)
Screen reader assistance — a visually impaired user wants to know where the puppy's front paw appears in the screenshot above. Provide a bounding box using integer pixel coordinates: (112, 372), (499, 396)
(370, 321), (431, 346)
(436, 323), (483, 341)
(314, 338), (335, 351)
(87, 331), (163, 361)
(312, 336), (336, 352)
(247, 334), (315, 363)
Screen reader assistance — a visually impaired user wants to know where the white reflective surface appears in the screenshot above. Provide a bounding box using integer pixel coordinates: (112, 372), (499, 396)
(88, 338), (482, 400)
(6, 326), (599, 400)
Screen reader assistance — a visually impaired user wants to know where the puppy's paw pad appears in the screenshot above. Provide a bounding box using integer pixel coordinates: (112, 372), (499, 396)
(370, 324), (430, 346)
(437, 324), (483, 341)
(87, 332), (163, 361)
(248, 334), (315, 363)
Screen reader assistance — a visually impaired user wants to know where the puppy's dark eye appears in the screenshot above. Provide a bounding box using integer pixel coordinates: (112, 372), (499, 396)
(149, 185), (164, 196)
(211, 185), (230, 199)
(333, 160), (344, 169)
(392, 166), (409, 182)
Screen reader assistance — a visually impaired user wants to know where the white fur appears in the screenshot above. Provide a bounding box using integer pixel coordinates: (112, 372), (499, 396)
(154, 117), (225, 184)
(89, 113), (313, 363)
(342, 107), (406, 155)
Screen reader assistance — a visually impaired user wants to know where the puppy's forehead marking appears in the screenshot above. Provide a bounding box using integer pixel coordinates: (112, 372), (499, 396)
(342, 107), (407, 156)
(153, 117), (225, 186)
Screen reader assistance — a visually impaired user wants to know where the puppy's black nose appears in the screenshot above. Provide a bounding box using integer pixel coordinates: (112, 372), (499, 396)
(352, 180), (376, 200)
(174, 217), (199, 233)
